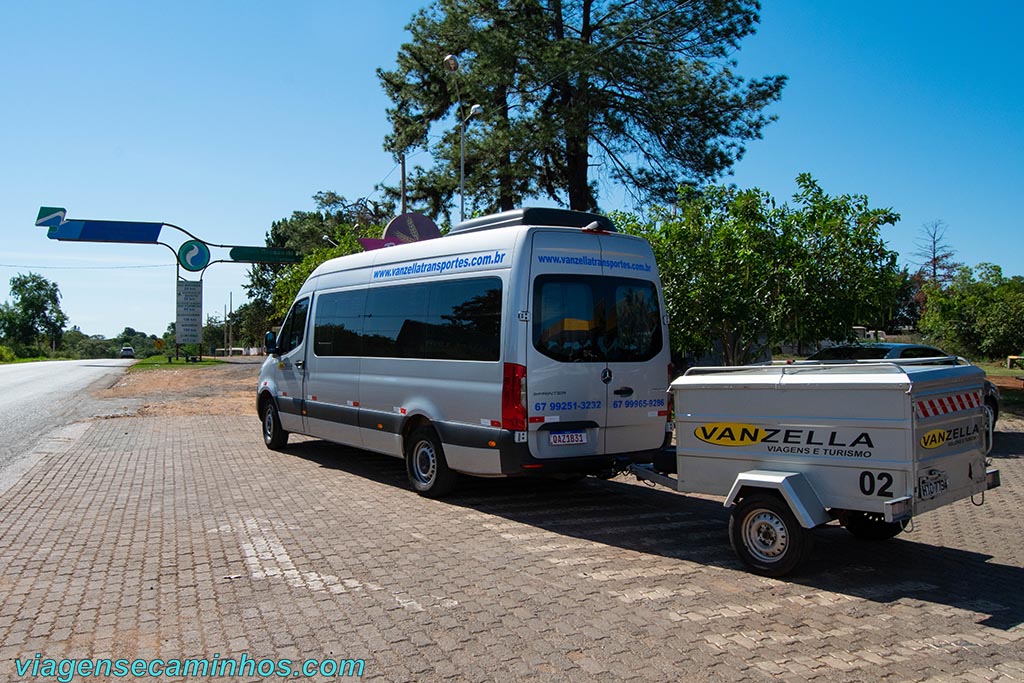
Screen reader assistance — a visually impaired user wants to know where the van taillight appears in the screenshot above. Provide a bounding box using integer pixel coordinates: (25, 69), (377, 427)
(502, 363), (527, 431)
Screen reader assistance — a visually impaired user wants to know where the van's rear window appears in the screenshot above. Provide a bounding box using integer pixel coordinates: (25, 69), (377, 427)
(532, 275), (662, 363)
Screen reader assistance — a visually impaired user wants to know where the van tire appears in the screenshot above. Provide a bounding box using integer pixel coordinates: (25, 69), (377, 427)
(261, 399), (288, 450)
(729, 493), (812, 577)
(405, 426), (457, 497)
(841, 511), (903, 541)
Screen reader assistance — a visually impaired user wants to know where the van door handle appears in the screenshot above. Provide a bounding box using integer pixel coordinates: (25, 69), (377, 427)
(295, 360), (305, 369)
(613, 387), (634, 397)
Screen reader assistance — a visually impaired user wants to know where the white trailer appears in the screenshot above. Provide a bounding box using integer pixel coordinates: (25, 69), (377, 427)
(631, 360), (1001, 576)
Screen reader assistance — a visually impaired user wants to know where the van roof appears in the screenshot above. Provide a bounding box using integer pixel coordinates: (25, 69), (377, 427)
(449, 208), (616, 234)
(305, 210), (646, 287)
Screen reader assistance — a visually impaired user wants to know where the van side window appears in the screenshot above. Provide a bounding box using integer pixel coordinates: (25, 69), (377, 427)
(426, 279), (502, 360)
(364, 285), (430, 358)
(277, 297), (310, 355)
(533, 275), (661, 363)
(314, 290), (366, 357)
(312, 278), (502, 361)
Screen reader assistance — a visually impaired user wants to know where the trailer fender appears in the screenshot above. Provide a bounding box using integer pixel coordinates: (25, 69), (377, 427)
(724, 470), (831, 529)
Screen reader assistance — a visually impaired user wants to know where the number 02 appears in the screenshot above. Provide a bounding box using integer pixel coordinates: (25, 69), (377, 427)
(859, 471), (894, 498)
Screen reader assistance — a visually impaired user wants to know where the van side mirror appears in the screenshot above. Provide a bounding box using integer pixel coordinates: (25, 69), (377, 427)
(264, 331), (277, 356)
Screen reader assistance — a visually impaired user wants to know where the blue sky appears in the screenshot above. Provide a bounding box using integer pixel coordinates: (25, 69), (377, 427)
(1, 1), (1021, 339)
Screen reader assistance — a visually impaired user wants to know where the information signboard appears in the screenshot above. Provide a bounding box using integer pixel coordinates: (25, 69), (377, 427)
(176, 280), (202, 345)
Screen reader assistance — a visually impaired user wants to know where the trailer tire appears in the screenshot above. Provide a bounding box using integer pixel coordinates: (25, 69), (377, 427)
(405, 426), (458, 498)
(729, 494), (812, 577)
(842, 511), (903, 541)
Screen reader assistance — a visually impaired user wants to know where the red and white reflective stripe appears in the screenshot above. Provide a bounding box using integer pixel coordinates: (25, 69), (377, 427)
(915, 390), (983, 418)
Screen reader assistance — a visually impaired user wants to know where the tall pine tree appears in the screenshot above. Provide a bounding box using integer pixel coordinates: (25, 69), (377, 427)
(378, 0), (785, 219)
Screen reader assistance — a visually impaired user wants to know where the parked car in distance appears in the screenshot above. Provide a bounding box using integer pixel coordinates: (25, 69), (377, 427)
(119, 345), (135, 359)
(805, 343), (1000, 425)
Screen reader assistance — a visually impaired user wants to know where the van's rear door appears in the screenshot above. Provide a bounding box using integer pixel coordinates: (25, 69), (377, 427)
(598, 234), (670, 455)
(526, 230), (668, 459)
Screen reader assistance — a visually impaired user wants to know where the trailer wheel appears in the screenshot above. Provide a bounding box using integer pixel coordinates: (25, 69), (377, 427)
(261, 399), (288, 450)
(405, 426), (458, 498)
(729, 494), (812, 577)
(842, 511), (903, 541)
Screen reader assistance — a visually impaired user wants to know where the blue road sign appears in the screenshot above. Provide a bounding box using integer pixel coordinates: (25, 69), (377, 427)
(178, 240), (211, 271)
(36, 207), (162, 243)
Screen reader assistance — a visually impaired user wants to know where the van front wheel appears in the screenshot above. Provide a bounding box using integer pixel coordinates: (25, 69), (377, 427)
(405, 426), (457, 498)
(261, 399), (288, 450)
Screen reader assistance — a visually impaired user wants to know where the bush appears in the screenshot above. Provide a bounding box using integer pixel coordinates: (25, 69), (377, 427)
(0, 345), (16, 363)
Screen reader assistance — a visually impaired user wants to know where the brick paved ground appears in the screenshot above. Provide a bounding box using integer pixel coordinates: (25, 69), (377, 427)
(0, 365), (1022, 682)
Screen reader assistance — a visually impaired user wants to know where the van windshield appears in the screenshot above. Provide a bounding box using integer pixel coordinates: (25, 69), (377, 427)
(533, 275), (662, 363)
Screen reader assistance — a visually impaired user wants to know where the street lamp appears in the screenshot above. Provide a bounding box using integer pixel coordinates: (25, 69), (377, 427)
(459, 103), (483, 222)
(443, 54), (482, 222)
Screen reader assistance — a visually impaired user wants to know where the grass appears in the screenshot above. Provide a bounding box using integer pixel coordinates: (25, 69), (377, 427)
(972, 360), (1024, 377)
(128, 355), (225, 372)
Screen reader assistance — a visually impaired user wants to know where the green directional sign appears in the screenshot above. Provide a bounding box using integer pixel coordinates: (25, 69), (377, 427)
(229, 246), (301, 264)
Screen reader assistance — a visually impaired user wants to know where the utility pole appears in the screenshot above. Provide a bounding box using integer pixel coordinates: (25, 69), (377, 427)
(400, 153), (407, 214)
(228, 292), (233, 357)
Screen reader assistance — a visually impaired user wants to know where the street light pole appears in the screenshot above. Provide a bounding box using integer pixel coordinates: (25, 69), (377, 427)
(443, 54), (482, 223)
(460, 104), (483, 222)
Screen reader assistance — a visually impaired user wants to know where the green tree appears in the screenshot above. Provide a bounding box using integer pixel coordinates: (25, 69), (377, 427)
(616, 175), (902, 365)
(615, 185), (793, 365)
(245, 193), (389, 331)
(61, 326), (89, 356)
(379, 0), (786, 218)
(0, 273), (68, 354)
(919, 264), (1024, 359)
(234, 300), (274, 348)
(271, 244), (362, 319)
(114, 326), (160, 358)
(202, 315), (226, 354)
(784, 174), (902, 348)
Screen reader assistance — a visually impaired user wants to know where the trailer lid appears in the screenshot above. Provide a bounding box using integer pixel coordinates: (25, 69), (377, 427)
(674, 361), (985, 390)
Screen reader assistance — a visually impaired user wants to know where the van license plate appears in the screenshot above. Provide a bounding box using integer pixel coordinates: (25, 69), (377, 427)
(918, 473), (948, 499)
(550, 431), (587, 446)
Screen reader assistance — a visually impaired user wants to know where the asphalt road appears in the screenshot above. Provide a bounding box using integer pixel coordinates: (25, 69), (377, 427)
(0, 359), (134, 495)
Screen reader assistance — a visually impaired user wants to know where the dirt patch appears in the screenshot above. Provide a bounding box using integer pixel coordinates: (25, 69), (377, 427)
(94, 357), (1024, 442)
(96, 360), (262, 417)
(989, 375), (1024, 390)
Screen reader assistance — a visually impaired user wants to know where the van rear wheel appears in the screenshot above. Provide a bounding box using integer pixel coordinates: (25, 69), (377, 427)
(405, 426), (457, 498)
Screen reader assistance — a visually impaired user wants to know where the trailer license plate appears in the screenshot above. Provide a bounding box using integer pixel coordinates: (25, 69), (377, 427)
(550, 431), (587, 446)
(918, 473), (948, 499)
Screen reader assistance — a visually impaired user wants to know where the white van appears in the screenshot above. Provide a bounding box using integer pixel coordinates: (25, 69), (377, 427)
(257, 208), (672, 496)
